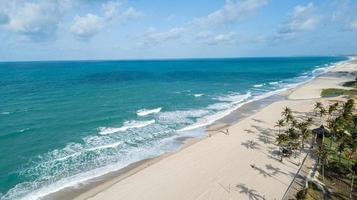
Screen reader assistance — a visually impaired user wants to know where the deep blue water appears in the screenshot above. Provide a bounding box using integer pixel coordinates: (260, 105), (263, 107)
(0, 57), (347, 199)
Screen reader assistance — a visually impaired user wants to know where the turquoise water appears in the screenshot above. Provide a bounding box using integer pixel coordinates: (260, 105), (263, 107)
(0, 57), (346, 199)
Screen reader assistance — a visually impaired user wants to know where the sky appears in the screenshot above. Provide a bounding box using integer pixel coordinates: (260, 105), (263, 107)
(0, 0), (356, 61)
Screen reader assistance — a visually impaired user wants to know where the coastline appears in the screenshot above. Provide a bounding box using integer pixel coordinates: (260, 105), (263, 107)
(44, 58), (355, 200)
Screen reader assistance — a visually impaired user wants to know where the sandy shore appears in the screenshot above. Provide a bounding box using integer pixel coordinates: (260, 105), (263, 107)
(71, 59), (356, 200)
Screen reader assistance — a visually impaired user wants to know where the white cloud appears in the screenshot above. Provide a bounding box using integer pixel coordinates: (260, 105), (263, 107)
(70, 14), (104, 40)
(142, 27), (185, 45)
(280, 2), (320, 34)
(0, 0), (69, 41)
(103, 1), (122, 19)
(70, 1), (142, 40)
(122, 7), (143, 20)
(140, 0), (266, 46)
(196, 31), (237, 45)
(192, 0), (267, 27)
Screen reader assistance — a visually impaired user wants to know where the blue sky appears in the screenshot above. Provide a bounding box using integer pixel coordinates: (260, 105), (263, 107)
(0, 0), (356, 61)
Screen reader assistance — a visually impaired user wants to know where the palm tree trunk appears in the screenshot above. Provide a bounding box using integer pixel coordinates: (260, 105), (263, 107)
(322, 160), (325, 182)
(350, 173), (355, 200)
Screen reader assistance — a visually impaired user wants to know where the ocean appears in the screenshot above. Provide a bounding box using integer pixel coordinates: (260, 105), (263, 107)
(0, 57), (347, 199)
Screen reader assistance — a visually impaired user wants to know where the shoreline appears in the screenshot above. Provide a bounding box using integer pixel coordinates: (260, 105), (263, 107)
(46, 88), (287, 200)
(43, 58), (354, 200)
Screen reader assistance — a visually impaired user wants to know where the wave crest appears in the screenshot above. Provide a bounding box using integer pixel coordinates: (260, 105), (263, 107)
(99, 120), (156, 135)
(137, 108), (162, 116)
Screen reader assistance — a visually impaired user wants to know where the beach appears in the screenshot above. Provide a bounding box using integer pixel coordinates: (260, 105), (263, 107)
(61, 59), (357, 200)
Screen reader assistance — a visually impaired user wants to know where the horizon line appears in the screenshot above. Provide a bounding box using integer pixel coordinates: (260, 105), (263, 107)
(0, 54), (353, 63)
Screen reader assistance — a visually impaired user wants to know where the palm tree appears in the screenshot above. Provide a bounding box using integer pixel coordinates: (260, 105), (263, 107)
(319, 107), (327, 124)
(352, 115), (357, 128)
(301, 129), (311, 149)
(342, 99), (354, 120)
(348, 170), (355, 200)
(298, 122), (310, 150)
(314, 102), (323, 116)
(317, 145), (329, 182)
(282, 106), (292, 118)
(328, 116), (346, 150)
(276, 133), (290, 162)
(291, 119), (298, 129)
(348, 164), (356, 200)
(337, 142), (345, 164)
(282, 107), (293, 127)
(328, 103), (338, 121)
(306, 117), (313, 127)
(275, 119), (285, 134)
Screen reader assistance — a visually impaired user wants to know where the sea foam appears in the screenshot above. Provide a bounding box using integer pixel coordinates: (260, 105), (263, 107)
(253, 84), (264, 88)
(99, 120), (155, 135)
(137, 108), (162, 116)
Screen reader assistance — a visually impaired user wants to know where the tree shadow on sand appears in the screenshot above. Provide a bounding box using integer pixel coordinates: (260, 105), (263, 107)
(235, 184), (266, 200)
(257, 134), (274, 144)
(251, 165), (271, 178)
(265, 164), (288, 175)
(244, 129), (255, 134)
(252, 118), (265, 123)
(241, 140), (260, 150)
(251, 125), (275, 137)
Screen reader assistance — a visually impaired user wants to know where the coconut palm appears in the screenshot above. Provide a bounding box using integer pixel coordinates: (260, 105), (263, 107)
(301, 129), (311, 150)
(287, 127), (300, 158)
(319, 107), (327, 124)
(348, 164), (357, 200)
(352, 115), (357, 128)
(306, 117), (313, 127)
(342, 99), (354, 120)
(282, 106), (292, 118)
(314, 102), (323, 116)
(337, 142), (346, 164)
(328, 103), (338, 121)
(317, 145), (329, 182)
(281, 107), (293, 127)
(276, 133), (290, 162)
(275, 119), (285, 134)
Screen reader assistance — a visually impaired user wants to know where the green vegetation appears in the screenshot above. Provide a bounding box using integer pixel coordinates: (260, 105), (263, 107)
(321, 88), (346, 97)
(276, 99), (357, 199)
(305, 182), (324, 200)
(321, 88), (357, 98)
(296, 182), (325, 200)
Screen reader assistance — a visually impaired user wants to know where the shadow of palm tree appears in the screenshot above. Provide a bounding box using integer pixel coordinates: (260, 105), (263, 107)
(252, 118), (265, 123)
(235, 184), (266, 200)
(265, 164), (288, 175)
(244, 129), (255, 134)
(251, 125), (275, 137)
(257, 134), (273, 144)
(252, 165), (271, 178)
(241, 140), (260, 150)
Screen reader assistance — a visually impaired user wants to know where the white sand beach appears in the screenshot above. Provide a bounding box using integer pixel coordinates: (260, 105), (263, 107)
(72, 59), (356, 200)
